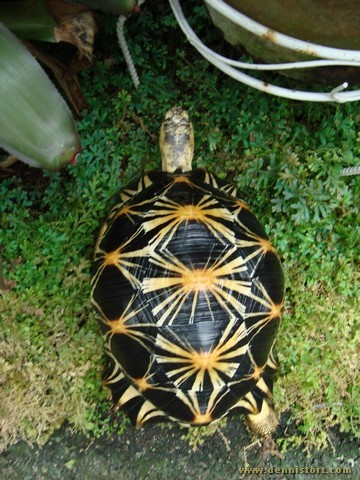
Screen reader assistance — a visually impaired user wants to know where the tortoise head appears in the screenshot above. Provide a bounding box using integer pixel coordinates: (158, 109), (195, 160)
(159, 106), (194, 173)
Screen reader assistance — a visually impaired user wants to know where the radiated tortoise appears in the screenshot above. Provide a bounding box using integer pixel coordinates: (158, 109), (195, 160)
(91, 106), (285, 435)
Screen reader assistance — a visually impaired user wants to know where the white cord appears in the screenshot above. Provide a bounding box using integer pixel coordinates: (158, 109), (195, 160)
(340, 166), (360, 176)
(117, 15), (140, 88)
(168, 0), (360, 103)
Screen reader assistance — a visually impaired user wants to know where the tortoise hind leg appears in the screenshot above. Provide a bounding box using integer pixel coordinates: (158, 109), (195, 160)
(229, 350), (279, 436)
(244, 350), (279, 436)
(244, 396), (278, 437)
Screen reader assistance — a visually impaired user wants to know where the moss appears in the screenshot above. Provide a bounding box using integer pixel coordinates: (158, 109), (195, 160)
(276, 277), (359, 451)
(0, 278), (103, 451)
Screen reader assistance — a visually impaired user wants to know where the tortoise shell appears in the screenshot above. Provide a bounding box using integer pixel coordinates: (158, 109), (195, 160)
(91, 169), (284, 431)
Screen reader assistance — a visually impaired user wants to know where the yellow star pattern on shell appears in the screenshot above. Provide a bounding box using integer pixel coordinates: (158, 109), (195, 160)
(156, 317), (248, 390)
(142, 195), (235, 249)
(142, 248), (252, 325)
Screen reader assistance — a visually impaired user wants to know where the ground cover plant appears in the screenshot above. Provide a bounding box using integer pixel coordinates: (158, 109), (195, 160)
(0, 0), (359, 454)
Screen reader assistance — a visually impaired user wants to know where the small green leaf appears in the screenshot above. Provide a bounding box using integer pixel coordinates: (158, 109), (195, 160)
(65, 459), (77, 470)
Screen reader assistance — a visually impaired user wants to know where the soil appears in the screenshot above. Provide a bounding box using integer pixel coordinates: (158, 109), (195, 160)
(1, 415), (358, 480)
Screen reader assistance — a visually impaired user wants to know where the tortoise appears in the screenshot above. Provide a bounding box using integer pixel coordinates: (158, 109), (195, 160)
(91, 106), (284, 435)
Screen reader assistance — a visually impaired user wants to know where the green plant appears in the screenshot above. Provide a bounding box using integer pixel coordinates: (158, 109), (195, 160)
(1, 0), (359, 453)
(0, 1), (142, 169)
(0, 22), (81, 170)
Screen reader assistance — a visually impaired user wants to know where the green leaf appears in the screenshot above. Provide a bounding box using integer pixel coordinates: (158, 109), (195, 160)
(0, 0), (57, 42)
(71, 0), (139, 15)
(0, 22), (81, 170)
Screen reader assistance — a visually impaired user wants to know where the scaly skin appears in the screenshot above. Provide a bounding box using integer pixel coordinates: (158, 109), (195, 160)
(159, 106), (194, 173)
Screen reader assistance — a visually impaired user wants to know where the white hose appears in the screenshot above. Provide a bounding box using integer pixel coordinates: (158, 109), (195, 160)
(168, 0), (360, 103)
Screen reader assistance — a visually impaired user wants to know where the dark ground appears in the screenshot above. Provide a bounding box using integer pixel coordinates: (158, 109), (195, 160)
(1, 415), (358, 480)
